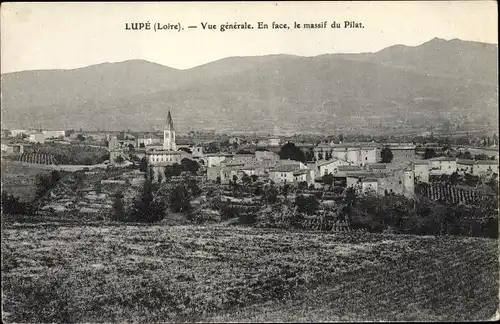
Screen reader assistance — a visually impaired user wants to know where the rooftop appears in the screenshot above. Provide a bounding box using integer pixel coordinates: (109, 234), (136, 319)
(366, 163), (387, 169)
(337, 165), (363, 172)
(429, 157), (457, 162)
(269, 164), (301, 173)
(457, 159), (498, 165)
(346, 172), (386, 179)
(316, 159), (340, 167)
(293, 169), (309, 176)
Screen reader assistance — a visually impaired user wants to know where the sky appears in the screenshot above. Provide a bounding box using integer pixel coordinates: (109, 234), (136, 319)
(1, 1), (498, 73)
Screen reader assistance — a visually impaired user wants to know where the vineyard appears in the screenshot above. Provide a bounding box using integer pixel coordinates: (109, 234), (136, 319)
(2, 225), (497, 322)
(27, 143), (109, 165)
(15, 153), (57, 165)
(418, 182), (497, 211)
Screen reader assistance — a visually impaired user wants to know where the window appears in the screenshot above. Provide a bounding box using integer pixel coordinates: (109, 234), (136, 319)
(365, 157), (368, 160)
(399, 180), (402, 184)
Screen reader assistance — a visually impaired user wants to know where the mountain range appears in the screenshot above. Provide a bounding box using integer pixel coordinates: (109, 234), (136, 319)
(1, 37), (498, 134)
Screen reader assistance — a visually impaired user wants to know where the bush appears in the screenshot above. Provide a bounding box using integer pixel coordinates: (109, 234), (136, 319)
(1, 192), (35, 215)
(35, 170), (62, 198)
(169, 184), (191, 213)
(129, 177), (166, 223)
(238, 213), (257, 225)
(295, 195), (319, 215)
(111, 193), (126, 221)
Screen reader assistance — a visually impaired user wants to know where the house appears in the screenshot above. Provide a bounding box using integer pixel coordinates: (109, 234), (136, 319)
(382, 143), (416, 163)
(365, 163), (388, 173)
(346, 168), (415, 198)
(414, 161), (430, 183)
(314, 159), (351, 176)
(255, 150), (279, 162)
(191, 146), (204, 158)
(293, 169), (309, 183)
(457, 160), (499, 177)
(28, 132), (45, 144)
(42, 130), (66, 139)
(314, 142), (378, 166)
(205, 153), (231, 167)
(10, 129), (30, 137)
(1, 142), (26, 154)
(428, 157), (457, 175)
(362, 178), (379, 194)
(268, 164), (300, 184)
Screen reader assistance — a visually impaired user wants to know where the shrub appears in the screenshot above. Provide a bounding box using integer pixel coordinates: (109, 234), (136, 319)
(169, 184), (191, 213)
(1, 192), (35, 215)
(295, 195), (319, 215)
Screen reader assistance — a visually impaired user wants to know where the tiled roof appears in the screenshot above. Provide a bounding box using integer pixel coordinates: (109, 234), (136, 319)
(269, 164), (300, 173)
(346, 172), (386, 178)
(337, 165), (363, 171)
(429, 157), (456, 162)
(316, 159), (339, 167)
(293, 170), (309, 176)
(367, 163), (387, 169)
(458, 159), (498, 165)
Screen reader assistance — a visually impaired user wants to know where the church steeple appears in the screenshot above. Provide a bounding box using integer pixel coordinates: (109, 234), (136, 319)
(163, 110), (176, 151)
(166, 111), (174, 131)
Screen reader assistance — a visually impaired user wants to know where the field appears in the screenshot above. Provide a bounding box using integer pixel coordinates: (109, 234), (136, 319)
(1, 159), (50, 201)
(2, 223), (497, 323)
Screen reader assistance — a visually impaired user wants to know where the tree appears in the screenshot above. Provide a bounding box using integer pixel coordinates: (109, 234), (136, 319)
(170, 184), (191, 212)
(305, 149), (315, 161)
(1, 192), (34, 215)
(36, 170), (61, 198)
(130, 175), (165, 222)
(279, 142), (306, 162)
(295, 194), (319, 215)
(282, 183), (291, 197)
(322, 173), (334, 187)
(111, 193), (126, 221)
(188, 179), (202, 197)
(450, 171), (459, 185)
(297, 181), (308, 190)
(114, 155), (125, 164)
(180, 158), (199, 174)
(165, 163), (182, 178)
(242, 173), (252, 185)
(263, 185), (279, 204)
(139, 157), (148, 172)
(251, 174), (259, 182)
(380, 146), (394, 163)
(423, 148), (437, 159)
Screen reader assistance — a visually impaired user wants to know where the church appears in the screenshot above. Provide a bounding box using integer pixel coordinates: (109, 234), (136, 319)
(146, 111), (185, 166)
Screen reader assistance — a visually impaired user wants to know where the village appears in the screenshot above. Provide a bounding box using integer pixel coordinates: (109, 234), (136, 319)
(1, 111), (498, 229)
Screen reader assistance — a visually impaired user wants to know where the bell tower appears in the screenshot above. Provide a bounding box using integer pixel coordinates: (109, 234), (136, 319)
(163, 111), (176, 151)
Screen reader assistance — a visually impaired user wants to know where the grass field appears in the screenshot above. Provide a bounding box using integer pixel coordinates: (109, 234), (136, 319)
(2, 223), (498, 322)
(1, 159), (51, 201)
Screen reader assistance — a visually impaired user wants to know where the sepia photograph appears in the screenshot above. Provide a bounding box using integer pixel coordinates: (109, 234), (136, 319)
(1, 1), (499, 322)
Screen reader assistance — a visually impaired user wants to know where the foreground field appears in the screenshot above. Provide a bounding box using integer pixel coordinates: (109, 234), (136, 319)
(2, 223), (498, 322)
